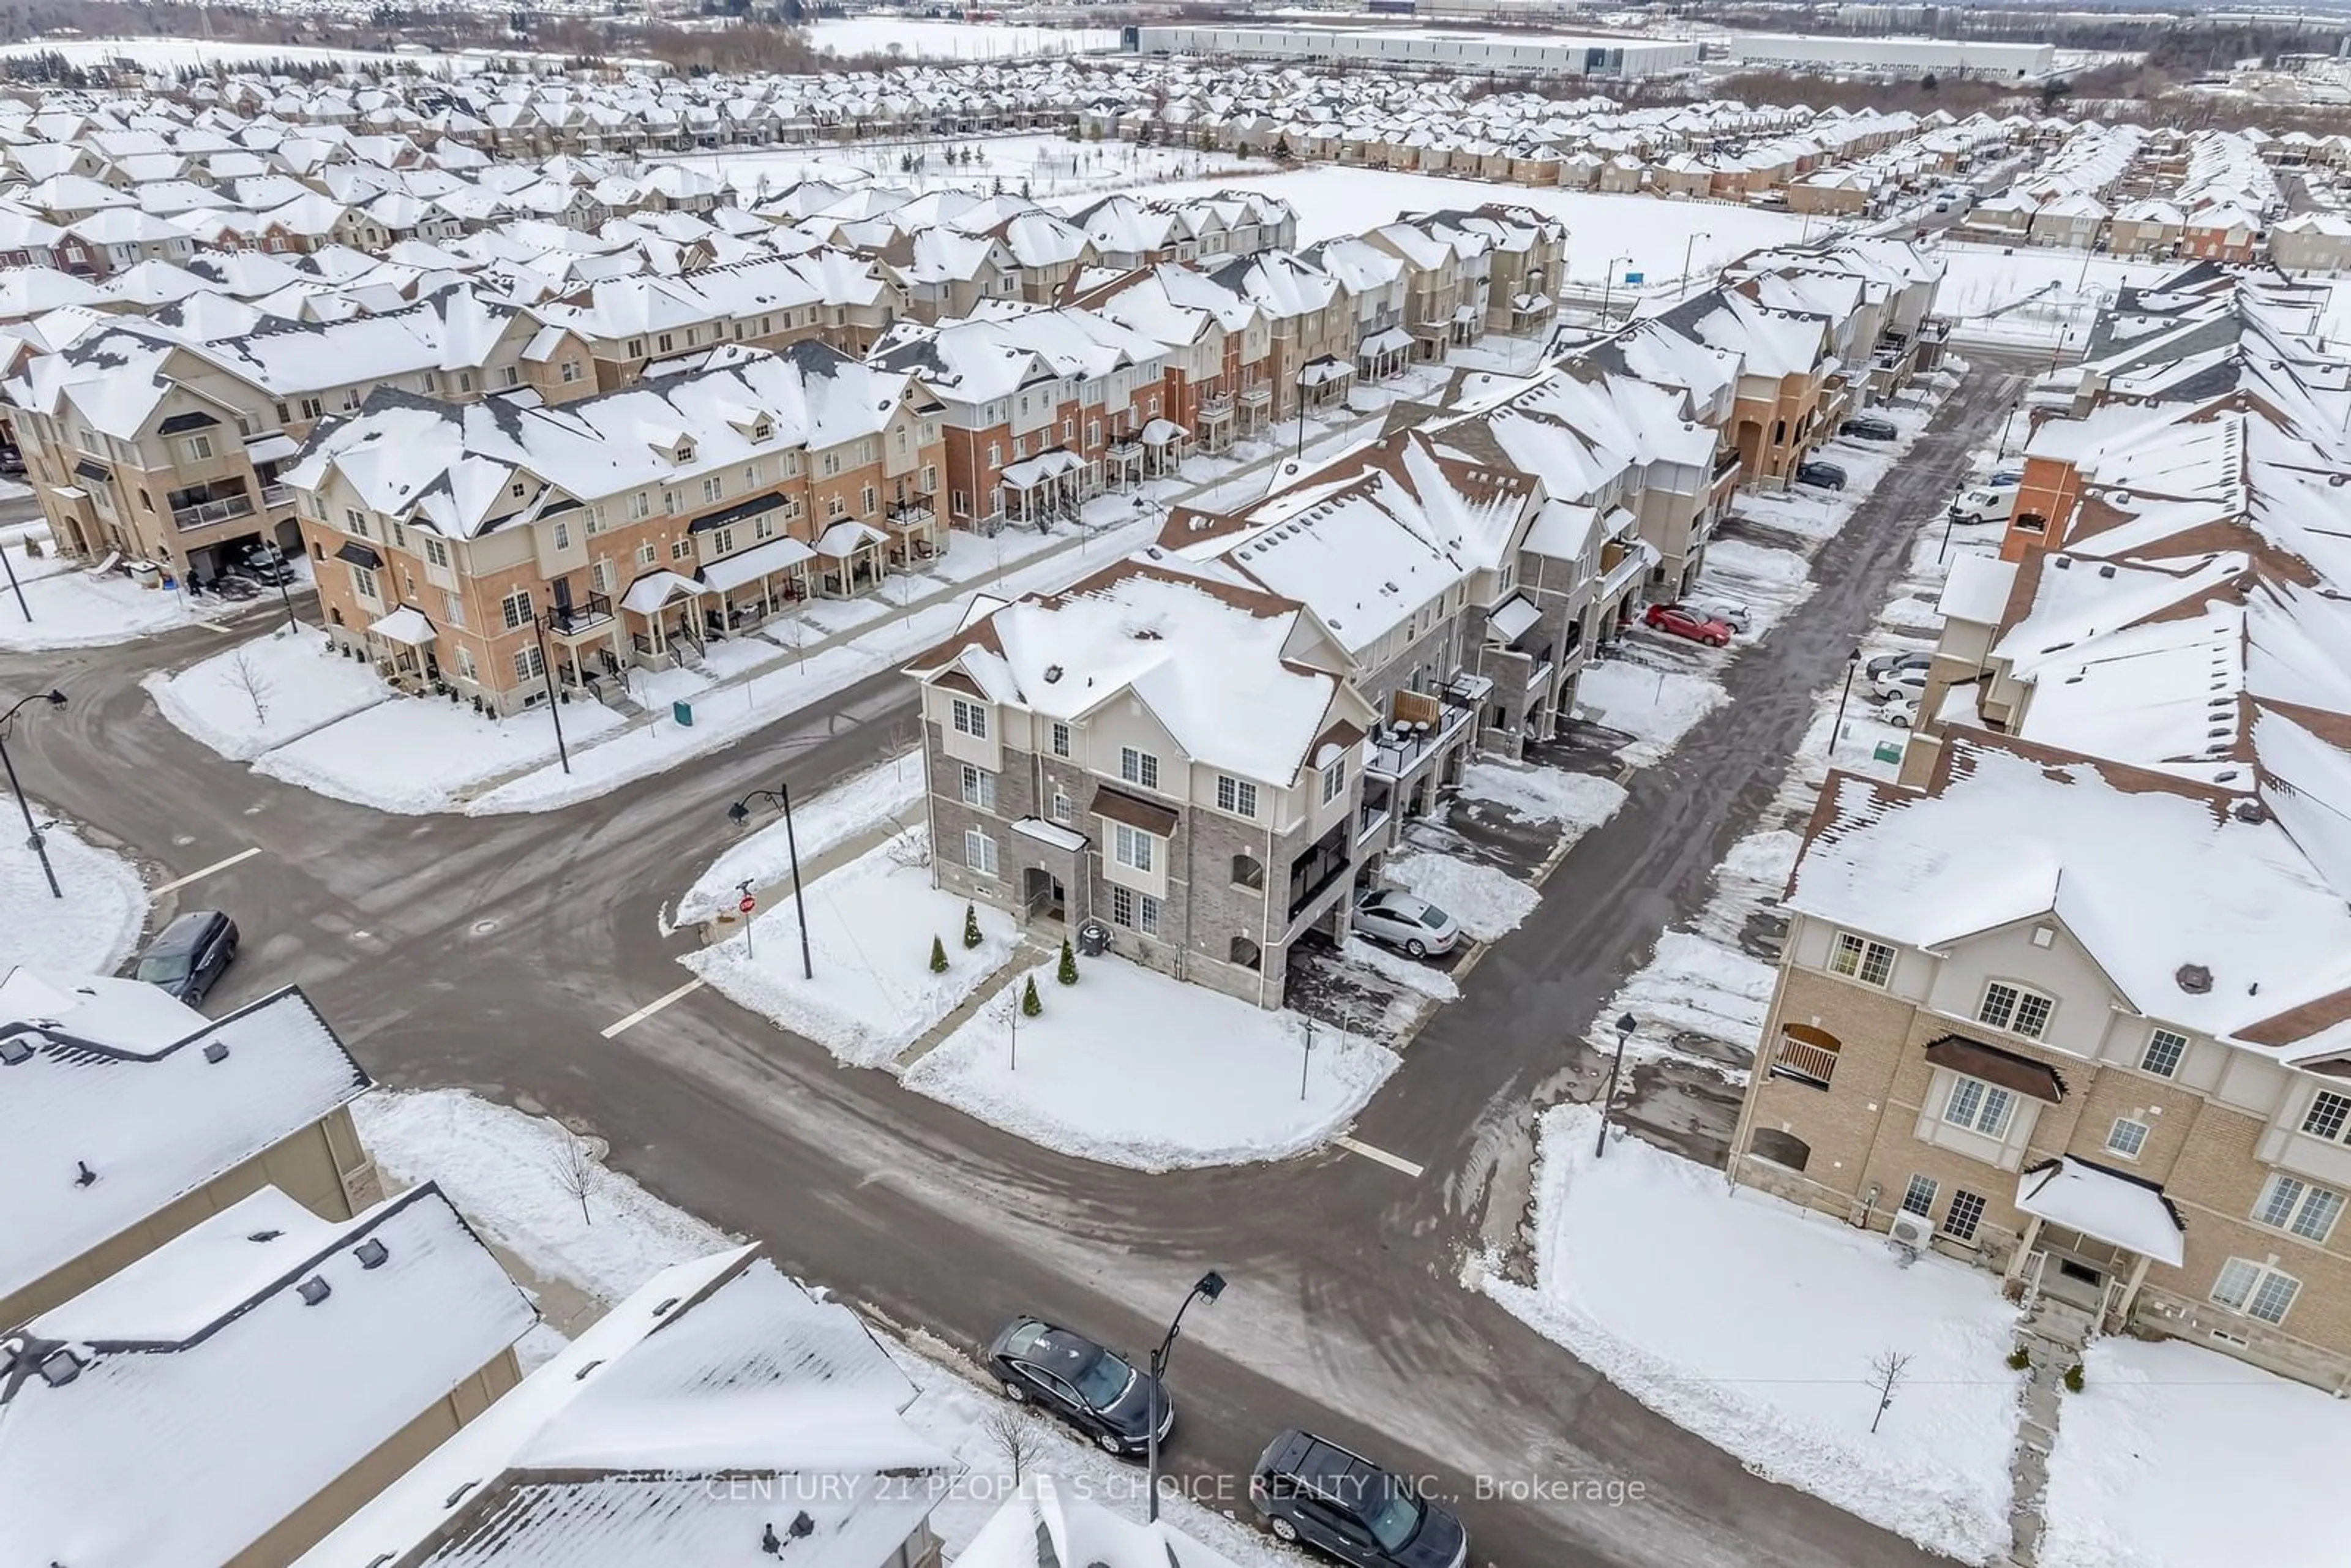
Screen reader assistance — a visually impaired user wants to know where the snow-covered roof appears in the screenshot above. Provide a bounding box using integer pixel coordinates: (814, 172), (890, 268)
(2014, 1157), (2184, 1267)
(958, 1474), (1245, 1568)
(0, 972), (371, 1303)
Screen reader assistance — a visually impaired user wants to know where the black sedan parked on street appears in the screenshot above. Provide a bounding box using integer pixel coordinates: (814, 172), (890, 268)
(987, 1315), (1169, 1456)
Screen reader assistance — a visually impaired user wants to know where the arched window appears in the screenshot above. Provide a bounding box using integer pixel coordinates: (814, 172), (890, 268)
(1748, 1128), (1812, 1173)
(1229, 936), (1261, 971)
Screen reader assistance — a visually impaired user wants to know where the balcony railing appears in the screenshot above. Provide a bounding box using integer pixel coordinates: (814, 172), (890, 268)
(547, 590), (613, 637)
(1198, 393), (1234, 421)
(1367, 693), (1474, 781)
(261, 482), (293, 509)
(1240, 383), (1272, 406)
(1767, 1031), (1839, 1089)
(171, 492), (256, 530)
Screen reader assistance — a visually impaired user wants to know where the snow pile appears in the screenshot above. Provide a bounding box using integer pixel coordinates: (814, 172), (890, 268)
(352, 1088), (734, 1308)
(1338, 936), (1461, 1003)
(1482, 1105), (2023, 1564)
(903, 953), (1399, 1172)
(1573, 658), (1730, 768)
(143, 627), (392, 760)
(0, 557), (208, 650)
(1457, 760), (1628, 833)
(2039, 1337), (2350, 1568)
(0, 816), (145, 975)
(683, 828), (1017, 1068)
(676, 750), (928, 925)
(1383, 849), (1540, 942)
(1604, 931), (1777, 1075)
(253, 690), (627, 814)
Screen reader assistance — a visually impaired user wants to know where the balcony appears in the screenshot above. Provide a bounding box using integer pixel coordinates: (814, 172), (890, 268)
(170, 490), (256, 531)
(1366, 692), (1474, 781)
(1240, 383), (1272, 407)
(547, 590), (613, 638)
(1285, 821), (1353, 925)
(261, 481), (293, 510)
(887, 496), (936, 530)
(1198, 393), (1234, 422)
(1766, 1024), (1841, 1089)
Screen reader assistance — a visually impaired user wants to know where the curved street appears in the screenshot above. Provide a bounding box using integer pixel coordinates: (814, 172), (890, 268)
(0, 352), (2030, 1566)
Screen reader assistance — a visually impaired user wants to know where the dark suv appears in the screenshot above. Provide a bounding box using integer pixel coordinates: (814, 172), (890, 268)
(133, 909), (239, 1004)
(1795, 458), (1847, 490)
(1251, 1429), (1468, 1568)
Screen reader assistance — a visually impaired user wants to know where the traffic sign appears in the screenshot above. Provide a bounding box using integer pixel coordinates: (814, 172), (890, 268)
(738, 894), (757, 914)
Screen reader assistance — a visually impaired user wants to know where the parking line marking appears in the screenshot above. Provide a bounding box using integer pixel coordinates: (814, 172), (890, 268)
(602, 977), (705, 1038)
(1335, 1136), (1424, 1179)
(148, 846), (260, 899)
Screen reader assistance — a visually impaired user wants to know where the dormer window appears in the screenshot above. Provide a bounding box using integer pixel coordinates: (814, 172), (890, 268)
(751, 419), (771, 443)
(675, 440), (696, 463)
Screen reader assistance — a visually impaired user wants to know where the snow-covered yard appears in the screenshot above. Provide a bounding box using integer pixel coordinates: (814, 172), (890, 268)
(1382, 848), (1539, 942)
(683, 827), (1017, 1068)
(0, 815), (145, 976)
(902, 952), (1399, 1172)
(675, 749), (927, 925)
(143, 626), (392, 760)
(250, 686), (627, 814)
(2039, 1336), (2351, 1568)
(0, 548), (210, 650)
(1480, 1105), (2024, 1564)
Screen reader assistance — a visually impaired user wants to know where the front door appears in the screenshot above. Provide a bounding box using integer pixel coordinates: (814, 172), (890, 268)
(2046, 1255), (2106, 1310)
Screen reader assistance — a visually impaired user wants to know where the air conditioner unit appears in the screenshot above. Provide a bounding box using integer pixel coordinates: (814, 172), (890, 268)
(1886, 1211), (1931, 1264)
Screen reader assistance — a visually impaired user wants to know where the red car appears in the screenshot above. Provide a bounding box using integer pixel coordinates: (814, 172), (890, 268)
(1644, 603), (1734, 647)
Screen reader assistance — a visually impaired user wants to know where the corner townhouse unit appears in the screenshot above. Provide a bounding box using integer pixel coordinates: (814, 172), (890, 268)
(906, 553), (1377, 1008)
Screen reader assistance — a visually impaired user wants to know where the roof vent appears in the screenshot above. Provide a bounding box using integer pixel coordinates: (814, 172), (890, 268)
(2053, 556), (2072, 570)
(73, 1160), (96, 1188)
(248, 1229), (282, 1243)
(203, 1041), (230, 1064)
(653, 1296), (681, 1316)
(2233, 798), (2268, 823)
(355, 1239), (389, 1270)
(790, 1512), (816, 1539)
(2098, 565), (2117, 578)
(298, 1275), (332, 1306)
(38, 1348), (81, 1387)
(2176, 963), (2214, 995)
(762, 1524), (782, 1556)
(0, 1037), (29, 1067)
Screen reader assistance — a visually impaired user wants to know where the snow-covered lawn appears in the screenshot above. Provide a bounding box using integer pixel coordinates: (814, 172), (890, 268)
(1457, 760), (1627, 834)
(666, 130), (1261, 205)
(902, 953), (1399, 1172)
(0, 552), (209, 650)
(0, 815), (145, 975)
(675, 749), (927, 925)
(354, 1089), (734, 1307)
(143, 626), (392, 760)
(251, 688), (627, 815)
(1573, 659), (1728, 767)
(1480, 1106), (2023, 1564)
(683, 827), (1017, 1068)
(1382, 849), (1539, 942)
(2040, 1336), (2350, 1568)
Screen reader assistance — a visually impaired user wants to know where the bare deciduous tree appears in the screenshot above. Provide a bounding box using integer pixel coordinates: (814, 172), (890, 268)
(549, 1123), (598, 1226)
(1869, 1349), (1914, 1435)
(982, 1406), (1044, 1484)
(227, 648), (272, 725)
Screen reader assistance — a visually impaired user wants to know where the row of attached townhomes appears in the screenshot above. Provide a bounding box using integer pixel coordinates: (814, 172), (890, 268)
(1728, 261), (2351, 1393)
(0, 958), (1191, 1565)
(904, 234), (1946, 1008)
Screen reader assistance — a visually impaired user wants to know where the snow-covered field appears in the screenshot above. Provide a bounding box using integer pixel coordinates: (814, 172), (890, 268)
(2039, 1336), (2351, 1568)
(0, 548), (210, 650)
(0, 36), (594, 75)
(0, 815), (145, 976)
(902, 953), (1399, 1171)
(1480, 1105), (2024, 1564)
(675, 749), (927, 925)
(143, 626), (392, 761)
(1936, 241), (2175, 348)
(664, 133), (1267, 206)
(683, 827), (1018, 1068)
(808, 18), (1117, 59)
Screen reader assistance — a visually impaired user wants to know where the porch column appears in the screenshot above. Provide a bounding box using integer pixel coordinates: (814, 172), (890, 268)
(2113, 1251), (2154, 1326)
(2002, 1214), (2045, 1288)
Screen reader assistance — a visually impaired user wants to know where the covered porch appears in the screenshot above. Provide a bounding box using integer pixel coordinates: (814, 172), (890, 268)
(366, 604), (439, 690)
(701, 536), (812, 633)
(545, 588), (624, 688)
(1002, 448), (1087, 530)
(1357, 326), (1413, 382)
(1195, 391), (1236, 456)
(814, 519), (888, 598)
(1139, 418), (1190, 476)
(2004, 1157), (2186, 1330)
(619, 568), (711, 667)
(1299, 354), (1354, 412)
(1104, 431), (1146, 492)
(884, 496), (940, 566)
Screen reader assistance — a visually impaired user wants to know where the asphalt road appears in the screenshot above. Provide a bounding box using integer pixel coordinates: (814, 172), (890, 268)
(0, 353), (2029, 1566)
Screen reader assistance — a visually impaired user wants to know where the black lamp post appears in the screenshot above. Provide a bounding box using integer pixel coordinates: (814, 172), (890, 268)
(1596, 254), (1633, 324)
(1594, 1011), (1636, 1158)
(1146, 1270), (1226, 1524)
(1831, 646), (1862, 743)
(534, 610), (571, 775)
(1, 688), (67, 899)
(727, 786), (812, 979)
(1, 541), (29, 623)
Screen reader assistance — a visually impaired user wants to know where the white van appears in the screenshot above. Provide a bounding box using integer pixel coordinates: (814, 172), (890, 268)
(1949, 484), (2015, 525)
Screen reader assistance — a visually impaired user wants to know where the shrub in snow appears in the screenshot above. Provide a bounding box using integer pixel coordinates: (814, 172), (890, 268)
(2063, 1362), (2085, 1394)
(1021, 975), (1041, 1018)
(930, 935), (948, 973)
(2006, 1345), (2032, 1371)
(962, 901), (982, 950)
(1057, 937), (1078, 986)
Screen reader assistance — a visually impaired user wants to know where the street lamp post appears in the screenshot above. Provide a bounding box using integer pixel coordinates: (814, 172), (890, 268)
(1679, 230), (1713, 299)
(1, 541), (29, 623)
(727, 786), (812, 979)
(1595, 255), (1633, 326)
(1831, 646), (1862, 741)
(534, 611), (570, 775)
(0, 688), (67, 899)
(1594, 1011), (1636, 1158)
(1146, 1270), (1226, 1525)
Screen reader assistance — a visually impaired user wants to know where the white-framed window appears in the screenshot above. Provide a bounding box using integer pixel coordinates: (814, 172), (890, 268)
(345, 507), (370, 537)
(553, 522), (571, 551)
(1113, 822), (1155, 873)
(963, 827), (998, 877)
(1051, 788), (1073, 825)
(2105, 1117), (2150, 1161)
(1941, 1075), (2015, 1139)
(454, 645), (475, 681)
(1109, 885), (1162, 935)
(1049, 722), (1071, 759)
(1942, 1189), (1987, 1242)
(636, 542), (657, 567)
(2211, 1258), (2301, 1325)
(2140, 1028), (2188, 1078)
(441, 590), (465, 629)
(670, 539), (692, 562)
(1828, 931), (1895, 988)
(950, 697), (987, 738)
(591, 559), (611, 593)
(350, 564), (378, 600)
(1321, 756), (1347, 805)
(500, 588), (533, 631)
(1119, 746), (1158, 790)
(2301, 1089), (2351, 1145)
(513, 643), (544, 682)
(181, 433), (213, 462)
(1899, 1173), (1938, 1217)
(1216, 775), (1258, 818)
(703, 475), (724, 503)
(560, 359), (582, 383)
(631, 491), (653, 520)
(2253, 1174), (2345, 1243)
(959, 764), (996, 812)
(1978, 981), (2055, 1041)
(422, 536), (449, 568)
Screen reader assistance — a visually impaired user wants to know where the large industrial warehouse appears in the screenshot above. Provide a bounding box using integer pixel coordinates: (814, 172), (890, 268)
(1718, 34), (2057, 77)
(1125, 24), (1704, 78)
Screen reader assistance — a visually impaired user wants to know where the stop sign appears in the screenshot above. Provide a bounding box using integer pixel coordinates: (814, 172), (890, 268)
(738, 894), (757, 914)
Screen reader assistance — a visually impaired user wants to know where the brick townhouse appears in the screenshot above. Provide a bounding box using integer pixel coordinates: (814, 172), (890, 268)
(285, 340), (944, 715)
(1077, 264), (1274, 458)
